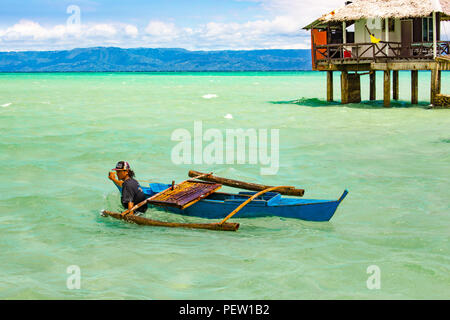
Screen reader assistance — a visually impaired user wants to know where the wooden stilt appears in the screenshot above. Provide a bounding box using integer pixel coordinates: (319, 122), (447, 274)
(437, 70), (441, 94)
(340, 71), (361, 104)
(341, 71), (349, 104)
(393, 70), (399, 100)
(327, 71), (334, 102)
(348, 73), (361, 103)
(431, 67), (438, 105)
(384, 70), (391, 107)
(370, 71), (376, 101)
(411, 70), (418, 105)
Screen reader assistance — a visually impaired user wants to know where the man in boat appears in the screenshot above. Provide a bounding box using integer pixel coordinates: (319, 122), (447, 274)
(108, 161), (148, 216)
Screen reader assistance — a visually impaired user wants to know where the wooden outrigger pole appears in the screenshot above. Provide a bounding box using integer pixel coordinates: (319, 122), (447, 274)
(188, 170), (305, 197)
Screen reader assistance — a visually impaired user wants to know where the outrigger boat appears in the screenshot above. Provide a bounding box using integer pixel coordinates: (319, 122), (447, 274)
(102, 170), (348, 232)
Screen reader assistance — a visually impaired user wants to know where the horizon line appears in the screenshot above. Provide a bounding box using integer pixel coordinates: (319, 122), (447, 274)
(0, 46), (312, 54)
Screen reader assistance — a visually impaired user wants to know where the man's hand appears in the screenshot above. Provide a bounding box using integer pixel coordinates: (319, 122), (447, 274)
(121, 210), (134, 217)
(109, 171), (123, 187)
(108, 171), (116, 181)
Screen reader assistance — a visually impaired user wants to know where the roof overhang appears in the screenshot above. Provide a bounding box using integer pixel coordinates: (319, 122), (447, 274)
(303, 0), (450, 30)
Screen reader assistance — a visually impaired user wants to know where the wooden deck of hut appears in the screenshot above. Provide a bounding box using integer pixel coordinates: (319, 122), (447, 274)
(304, 0), (450, 107)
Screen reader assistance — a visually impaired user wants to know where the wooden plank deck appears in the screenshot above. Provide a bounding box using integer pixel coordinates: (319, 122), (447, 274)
(149, 181), (222, 209)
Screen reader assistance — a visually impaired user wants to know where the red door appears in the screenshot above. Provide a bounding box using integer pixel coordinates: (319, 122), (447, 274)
(311, 29), (327, 70)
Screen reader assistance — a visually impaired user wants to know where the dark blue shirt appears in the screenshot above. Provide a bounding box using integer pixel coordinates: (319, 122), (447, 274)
(121, 178), (148, 213)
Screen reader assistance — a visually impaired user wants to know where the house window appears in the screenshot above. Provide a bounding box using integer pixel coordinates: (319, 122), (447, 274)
(422, 17), (434, 42)
(382, 19), (395, 32)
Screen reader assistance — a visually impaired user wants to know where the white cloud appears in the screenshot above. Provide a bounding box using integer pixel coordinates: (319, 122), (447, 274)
(258, 0), (345, 25)
(1, 20), (56, 41)
(125, 25), (139, 38)
(85, 24), (117, 37)
(0, 20), (142, 51)
(145, 20), (179, 38)
(0, 1), (349, 51)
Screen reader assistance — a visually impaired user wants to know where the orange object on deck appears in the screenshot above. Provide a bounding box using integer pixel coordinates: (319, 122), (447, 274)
(311, 29), (327, 70)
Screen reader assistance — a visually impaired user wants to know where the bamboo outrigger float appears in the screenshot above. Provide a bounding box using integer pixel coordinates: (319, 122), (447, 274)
(101, 210), (240, 231)
(101, 170), (348, 231)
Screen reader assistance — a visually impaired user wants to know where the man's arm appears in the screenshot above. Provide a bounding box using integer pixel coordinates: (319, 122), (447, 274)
(126, 202), (134, 216)
(108, 171), (123, 187)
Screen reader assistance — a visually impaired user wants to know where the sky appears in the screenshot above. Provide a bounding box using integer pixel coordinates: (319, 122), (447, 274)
(0, 0), (349, 51)
(1, 0), (448, 52)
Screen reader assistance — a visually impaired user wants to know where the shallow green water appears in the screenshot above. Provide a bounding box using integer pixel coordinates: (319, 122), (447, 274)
(0, 71), (449, 299)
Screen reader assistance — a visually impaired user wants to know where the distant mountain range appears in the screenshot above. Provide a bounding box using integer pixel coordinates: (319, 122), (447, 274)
(0, 47), (312, 72)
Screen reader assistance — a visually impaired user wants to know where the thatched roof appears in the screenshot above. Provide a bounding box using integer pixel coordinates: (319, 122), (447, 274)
(304, 0), (450, 29)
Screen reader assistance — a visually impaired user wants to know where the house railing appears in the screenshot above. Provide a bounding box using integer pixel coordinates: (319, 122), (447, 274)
(313, 41), (450, 65)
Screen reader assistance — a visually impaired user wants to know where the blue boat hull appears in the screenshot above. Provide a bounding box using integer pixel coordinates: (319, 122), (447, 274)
(119, 183), (348, 222)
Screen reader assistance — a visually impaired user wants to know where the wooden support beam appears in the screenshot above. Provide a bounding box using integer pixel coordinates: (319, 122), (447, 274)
(393, 70), (399, 100)
(385, 18), (389, 56)
(341, 71), (349, 104)
(348, 73), (361, 103)
(411, 70), (418, 105)
(370, 71), (376, 101)
(371, 61), (436, 71)
(438, 70), (441, 94)
(340, 71), (361, 104)
(431, 67), (439, 105)
(384, 70), (391, 107)
(343, 21), (347, 44)
(327, 71), (334, 102)
(433, 11), (437, 59)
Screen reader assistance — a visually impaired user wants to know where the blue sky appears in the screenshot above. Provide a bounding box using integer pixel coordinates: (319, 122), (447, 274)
(1, 0), (267, 26)
(0, 0), (346, 51)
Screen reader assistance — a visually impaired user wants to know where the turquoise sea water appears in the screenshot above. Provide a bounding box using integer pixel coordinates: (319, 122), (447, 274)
(0, 71), (449, 299)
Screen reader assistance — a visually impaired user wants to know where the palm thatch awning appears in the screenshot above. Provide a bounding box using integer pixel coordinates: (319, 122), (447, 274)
(304, 0), (450, 29)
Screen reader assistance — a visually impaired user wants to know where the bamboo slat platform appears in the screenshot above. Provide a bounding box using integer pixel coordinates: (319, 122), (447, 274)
(148, 180), (222, 209)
